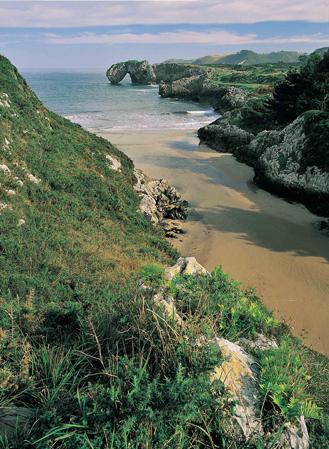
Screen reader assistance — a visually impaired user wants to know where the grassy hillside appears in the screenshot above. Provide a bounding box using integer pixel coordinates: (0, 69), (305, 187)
(162, 51), (302, 66)
(216, 50), (303, 65)
(0, 55), (328, 448)
(207, 62), (296, 93)
(312, 47), (329, 56)
(193, 55), (225, 65)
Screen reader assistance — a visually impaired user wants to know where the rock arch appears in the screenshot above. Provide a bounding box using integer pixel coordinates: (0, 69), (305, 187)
(106, 60), (156, 85)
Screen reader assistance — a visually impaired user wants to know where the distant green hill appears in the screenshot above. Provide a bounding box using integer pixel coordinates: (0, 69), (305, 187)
(161, 58), (193, 64)
(216, 50), (303, 65)
(312, 47), (329, 56)
(161, 50), (302, 66)
(192, 54), (225, 65)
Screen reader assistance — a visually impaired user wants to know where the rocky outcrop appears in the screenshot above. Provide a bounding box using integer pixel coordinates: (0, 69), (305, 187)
(106, 60), (246, 111)
(164, 256), (209, 281)
(105, 154), (122, 172)
(198, 116), (254, 153)
(133, 169), (188, 237)
(253, 114), (329, 215)
(212, 337), (263, 439)
(159, 74), (246, 111)
(106, 60), (156, 85)
(199, 111), (329, 216)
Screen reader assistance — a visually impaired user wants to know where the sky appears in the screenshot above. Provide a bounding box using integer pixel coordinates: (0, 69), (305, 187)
(0, 1), (328, 70)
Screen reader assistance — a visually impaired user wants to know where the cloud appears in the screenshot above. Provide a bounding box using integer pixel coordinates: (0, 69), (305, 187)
(0, 0), (328, 28)
(44, 30), (329, 46)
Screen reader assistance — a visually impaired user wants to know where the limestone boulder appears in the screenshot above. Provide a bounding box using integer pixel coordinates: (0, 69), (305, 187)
(212, 338), (263, 439)
(164, 256), (209, 281)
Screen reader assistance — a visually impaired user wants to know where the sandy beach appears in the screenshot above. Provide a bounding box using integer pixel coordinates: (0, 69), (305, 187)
(99, 129), (329, 355)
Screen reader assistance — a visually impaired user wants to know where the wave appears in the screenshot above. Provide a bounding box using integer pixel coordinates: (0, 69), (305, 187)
(186, 109), (214, 116)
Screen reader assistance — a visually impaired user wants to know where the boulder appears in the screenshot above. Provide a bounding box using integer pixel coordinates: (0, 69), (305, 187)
(280, 416), (309, 449)
(211, 338), (263, 440)
(161, 219), (186, 238)
(164, 256), (209, 281)
(106, 60), (156, 85)
(105, 154), (122, 172)
(198, 117), (254, 153)
(153, 292), (183, 325)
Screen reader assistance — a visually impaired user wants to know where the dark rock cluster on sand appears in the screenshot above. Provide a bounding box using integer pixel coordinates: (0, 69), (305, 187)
(133, 168), (188, 237)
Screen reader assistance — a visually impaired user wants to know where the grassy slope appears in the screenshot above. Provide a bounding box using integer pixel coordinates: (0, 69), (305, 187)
(207, 63), (299, 93)
(0, 55), (328, 448)
(216, 50), (302, 65)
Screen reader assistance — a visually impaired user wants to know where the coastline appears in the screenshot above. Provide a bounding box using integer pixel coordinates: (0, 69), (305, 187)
(98, 128), (329, 356)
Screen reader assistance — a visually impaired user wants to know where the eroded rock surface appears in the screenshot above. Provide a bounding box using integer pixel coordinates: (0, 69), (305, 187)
(164, 256), (209, 281)
(280, 416), (309, 449)
(106, 60), (156, 85)
(212, 337), (263, 440)
(133, 169), (188, 236)
(198, 116), (254, 152)
(106, 60), (246, 111)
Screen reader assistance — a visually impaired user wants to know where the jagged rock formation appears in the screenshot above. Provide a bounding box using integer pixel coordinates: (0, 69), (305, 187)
(106, 60), (246, 111)
(157, 64), (246, 111)
(198, 116), (254, 152)
(133, 169), (188, 236)
(253, 114), (329, 214)
(198, 112), (329, 216)
(106, 60), (156, 84)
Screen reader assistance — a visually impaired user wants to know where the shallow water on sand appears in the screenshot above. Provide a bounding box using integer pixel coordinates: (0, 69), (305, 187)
(100, 129), (329, 356)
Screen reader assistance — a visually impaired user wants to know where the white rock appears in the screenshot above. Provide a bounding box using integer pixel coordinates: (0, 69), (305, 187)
(5, 189), (15, 196)
(0, 93), (11, 108)
(0, 164), (10, 174)
(26, 173), (41, 184)
(105, 154), (122, 172)
(211, 337), (263, 440)
(240, 333), (278, 351)
(280, 416), (309, 449)
(153, 292), (183, 325)
(0, 202), (11, 211)
(164, 257), (209, 281)
(139, 194), (159, 224)
(18, 218), (26, 227)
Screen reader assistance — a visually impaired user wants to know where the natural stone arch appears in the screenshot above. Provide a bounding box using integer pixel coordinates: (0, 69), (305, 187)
(106, 60), (156, 85)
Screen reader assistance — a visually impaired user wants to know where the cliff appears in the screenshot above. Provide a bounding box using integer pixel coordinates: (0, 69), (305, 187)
(198, 108), (329, 217)
(106, 60), (247, 111)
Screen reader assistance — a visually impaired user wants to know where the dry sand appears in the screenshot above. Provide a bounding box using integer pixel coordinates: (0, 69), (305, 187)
(99, 129), (329, 355)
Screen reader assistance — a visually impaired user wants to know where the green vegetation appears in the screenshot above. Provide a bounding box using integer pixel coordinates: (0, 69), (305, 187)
(216, 50), (303, 66)
(163, 50), (303, 66)
(268, 52), (329, 125)
(0, 54), (328, 448)
(302, 110), (329, 171)
(207, 62), (296, 94)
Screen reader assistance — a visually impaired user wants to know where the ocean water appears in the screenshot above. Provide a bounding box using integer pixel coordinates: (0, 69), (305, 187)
(23, 71), (219, 132)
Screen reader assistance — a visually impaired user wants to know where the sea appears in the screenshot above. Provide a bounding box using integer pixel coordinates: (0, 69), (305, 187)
(23, 70), (219, 132)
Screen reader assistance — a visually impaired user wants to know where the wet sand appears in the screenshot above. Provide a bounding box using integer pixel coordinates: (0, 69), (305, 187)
(99, 129), (329, 355)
